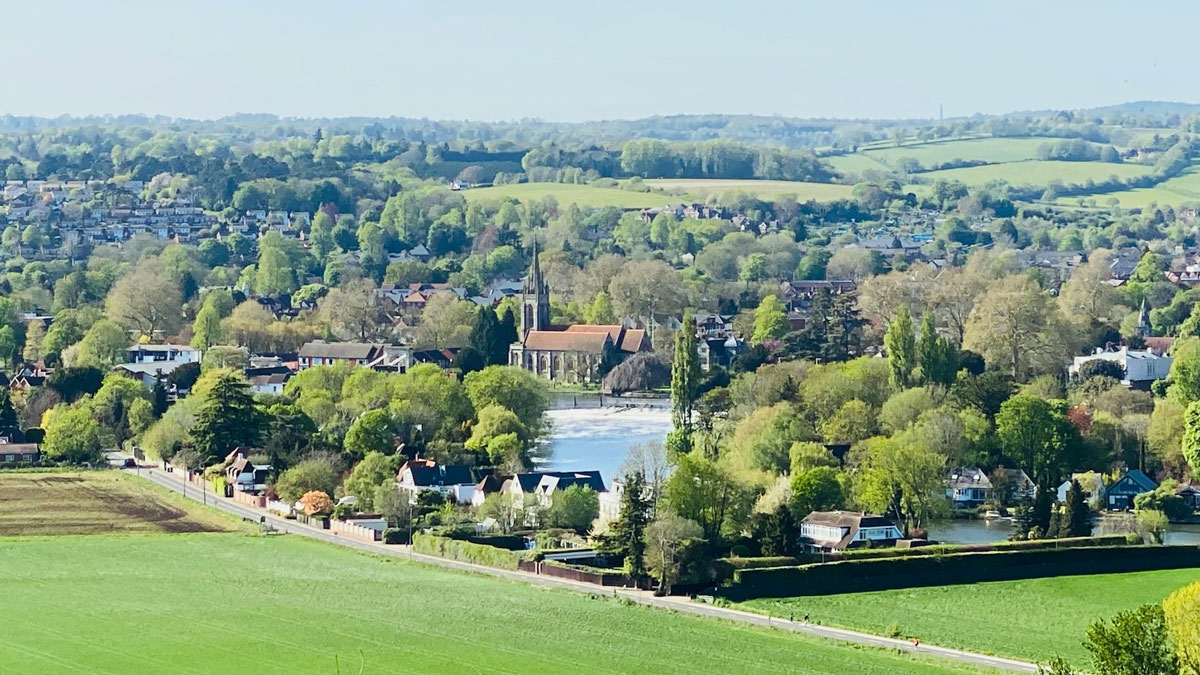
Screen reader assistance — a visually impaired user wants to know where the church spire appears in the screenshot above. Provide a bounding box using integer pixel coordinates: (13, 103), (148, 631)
(1137, 297), (1151, 338)
(521, 240), (550, 337)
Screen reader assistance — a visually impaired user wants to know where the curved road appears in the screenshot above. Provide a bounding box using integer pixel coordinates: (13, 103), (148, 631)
(131, 466), (1038, 673)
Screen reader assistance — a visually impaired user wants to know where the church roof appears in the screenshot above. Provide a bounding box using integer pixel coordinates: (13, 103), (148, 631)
(563, 324), (648, 353)
(522, 330), (611, 353)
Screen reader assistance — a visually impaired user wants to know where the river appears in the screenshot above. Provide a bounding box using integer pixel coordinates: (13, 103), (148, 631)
(537, 407), (673, 489)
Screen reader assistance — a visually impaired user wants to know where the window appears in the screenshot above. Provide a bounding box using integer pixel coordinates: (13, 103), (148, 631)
(4, 454), (13, 462)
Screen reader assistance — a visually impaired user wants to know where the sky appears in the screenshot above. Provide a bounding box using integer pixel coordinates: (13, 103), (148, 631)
(5, 0), (1198, 122)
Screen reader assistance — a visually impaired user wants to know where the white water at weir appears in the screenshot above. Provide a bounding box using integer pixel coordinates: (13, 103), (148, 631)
(537, 407), (673, 489)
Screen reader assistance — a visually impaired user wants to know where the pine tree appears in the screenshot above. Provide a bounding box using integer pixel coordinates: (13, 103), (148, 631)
(470, 306), (505, 366)
(1009, 501), (1033, 541)
(670, 315), (700, 455)
(884, 304), (916, 390)
(602, 471), (652, 581)
(0, 386), (17, 430)
(151, 379), (169, 417)
(191, 372), (267, 465)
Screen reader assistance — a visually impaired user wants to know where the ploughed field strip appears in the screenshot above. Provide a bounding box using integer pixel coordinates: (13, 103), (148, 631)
(0, 472), (233, 536)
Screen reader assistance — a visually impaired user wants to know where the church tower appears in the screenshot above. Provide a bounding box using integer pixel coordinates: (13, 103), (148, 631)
(1136, 297), (1151, 339)
(521, 241), (551, 337)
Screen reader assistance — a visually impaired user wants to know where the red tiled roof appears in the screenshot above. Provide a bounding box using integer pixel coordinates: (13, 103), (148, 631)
(522, 330), (611, 353)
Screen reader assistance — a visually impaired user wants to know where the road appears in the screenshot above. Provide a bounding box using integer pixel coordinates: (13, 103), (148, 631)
(132, 465), (1039, 673)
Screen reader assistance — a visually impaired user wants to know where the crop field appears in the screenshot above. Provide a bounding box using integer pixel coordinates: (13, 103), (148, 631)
(645, 178), (855, 202)
(919, 160), (1154, 186)
(860, 137), (1053, 167)
(738, 568), (1200, 667)
(461, 182), (668, 208)
(0, 472), (235, 536)
(0, 533), (997, 674)
(825, 153), (890, 176)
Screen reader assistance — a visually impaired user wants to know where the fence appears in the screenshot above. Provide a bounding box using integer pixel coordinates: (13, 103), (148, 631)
(523, 560), (632, 587)
(329, 519), (381, 543)
(232, 489), (267, 509)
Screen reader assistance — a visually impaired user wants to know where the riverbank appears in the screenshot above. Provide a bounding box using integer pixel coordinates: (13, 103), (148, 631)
(537, 407), (672, 485)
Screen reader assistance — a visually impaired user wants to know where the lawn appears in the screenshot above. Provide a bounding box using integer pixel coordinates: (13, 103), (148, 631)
(644, 178), (855, 202)
(920, 160), (1154, 186)
(738, 568), (1200, 667)
(0, 471), (236, 536)
(0, 533), (996, 675)
(861, 137), (1053, 167)
(461, 182), (668, 208)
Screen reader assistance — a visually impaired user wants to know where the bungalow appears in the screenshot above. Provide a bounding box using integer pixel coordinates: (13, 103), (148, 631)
(947, 467), (992, 509)
(1106, 469), (1158, 510)
(1175, 482), (1200, 512)
(800, 510), (905, 552)
(297, 340), (385, 370)
(396, 459), (476, 503)
(0, 440), (40, 464)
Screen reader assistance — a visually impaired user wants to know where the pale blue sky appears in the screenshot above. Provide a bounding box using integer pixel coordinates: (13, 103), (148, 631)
(6, 1), (1195, 121)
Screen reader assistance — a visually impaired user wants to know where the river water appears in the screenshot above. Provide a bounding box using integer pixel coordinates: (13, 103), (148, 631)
(537, 407), (673, 489)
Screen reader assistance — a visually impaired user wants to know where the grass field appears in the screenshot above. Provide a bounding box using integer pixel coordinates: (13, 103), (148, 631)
(739, 568), (1200, 667)
(825, 153), (890, 176)
(644, 178), (855, 201)
(860, 137), (1052, 167)
(1057, 164), (1200, 209)
(0, 470), (995, 674)
(461, 182), (668, 208)
(0, 472), (236, 536)
(919, 159), (1155, 186)
(0, 533), (999, 674)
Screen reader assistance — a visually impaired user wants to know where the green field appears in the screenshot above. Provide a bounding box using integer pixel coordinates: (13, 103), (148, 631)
(825, 153), (890, 176)
(920, 160), (1154, 186)
(644, 178), (855, 201)
(0, 533), (999, 674)
(462, 182), (668, 208)
(739, 568), (1200, 667)
(861, 137), (1053, 167)
(1057, 164), (1200, 209)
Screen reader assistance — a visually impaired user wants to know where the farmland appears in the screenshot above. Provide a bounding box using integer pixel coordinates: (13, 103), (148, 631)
(919, 160), (1155, 186)
(645, 178), (856, 201)
(1058, 164), (1200, 209)
(0, 533), (998, 675)
(858, 137), (1053, 167)
(739, 568), (1200, 667)
(461, 182), (668, 208)
(0, 472), (236, 536)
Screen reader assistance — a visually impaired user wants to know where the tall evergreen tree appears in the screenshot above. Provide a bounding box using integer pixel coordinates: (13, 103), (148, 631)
(191, 372), (267, 465)
(884, 304), (916, 390)
(670, 315), (700, 455)
(469, 306), (505, 366)
(1062, 479), (1093, 538)
(917, 313), (959, 387)
(151, 379), (169, 417)
(601, 470), (652, 581)
(0, 386), (17, 430)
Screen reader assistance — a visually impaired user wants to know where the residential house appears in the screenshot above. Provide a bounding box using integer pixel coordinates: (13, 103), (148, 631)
(0, 440), (40, 464)
(396, 459), (476, 503)
(1175, 482), (1200, 512)
(126, 343), (201, 365)
(473, 470), (607, 509)
(247, 372), (290, 395)
(1106, 470), (1158, 510)
(799, 510), (905, 552)
(224, 448), (271, 494)
(297, 341), (385, 370)
(947, 467), (992, 509)
(1056, 472), (1107, 507)
(1069, 346), (1172, 390)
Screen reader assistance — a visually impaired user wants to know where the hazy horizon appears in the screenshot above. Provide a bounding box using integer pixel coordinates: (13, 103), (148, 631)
(8, 1), (1200, 122)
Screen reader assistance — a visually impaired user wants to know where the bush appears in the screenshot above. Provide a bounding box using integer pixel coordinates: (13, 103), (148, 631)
(726, 545), (1200, 599)
(412, 533), (528, 570)
(383, 528), (406, 545)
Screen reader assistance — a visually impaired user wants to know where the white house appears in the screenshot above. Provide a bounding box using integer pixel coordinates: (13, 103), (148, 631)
(799, 510), (905, 552)
(396, 459), (476, 503)
(1069, 347), (1172, 389)
(126, 343), (201, 365)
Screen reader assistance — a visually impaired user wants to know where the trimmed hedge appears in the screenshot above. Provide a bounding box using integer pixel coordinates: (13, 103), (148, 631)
(726, 545), (1200, 599)
(413, 533), (528, 570)
(837, 535), (1135, 560)
(383, 528), (406, 545)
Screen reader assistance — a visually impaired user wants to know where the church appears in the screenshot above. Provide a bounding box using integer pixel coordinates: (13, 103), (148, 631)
(508, 245), (650, 383)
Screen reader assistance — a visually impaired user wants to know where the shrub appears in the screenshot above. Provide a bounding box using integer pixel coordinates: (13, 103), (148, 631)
(383, 528), (406, 545)
(412, 533), (527, 570)
(299, 491), (333, 516)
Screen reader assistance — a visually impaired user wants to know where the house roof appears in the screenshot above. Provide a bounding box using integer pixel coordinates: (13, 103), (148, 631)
(801, 510), (900, 549)
(398, 459), (474, 487)
(115, 361), (190, 377)
(522, 330), (611, 353)
(949, 467), (991, 490)
(298, 341), (381, 360)
(130, 343), (198, 353)
(0, 443), (39, 454)
(536, 471), (606, 494)
(1111, 469), (1157, 493)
